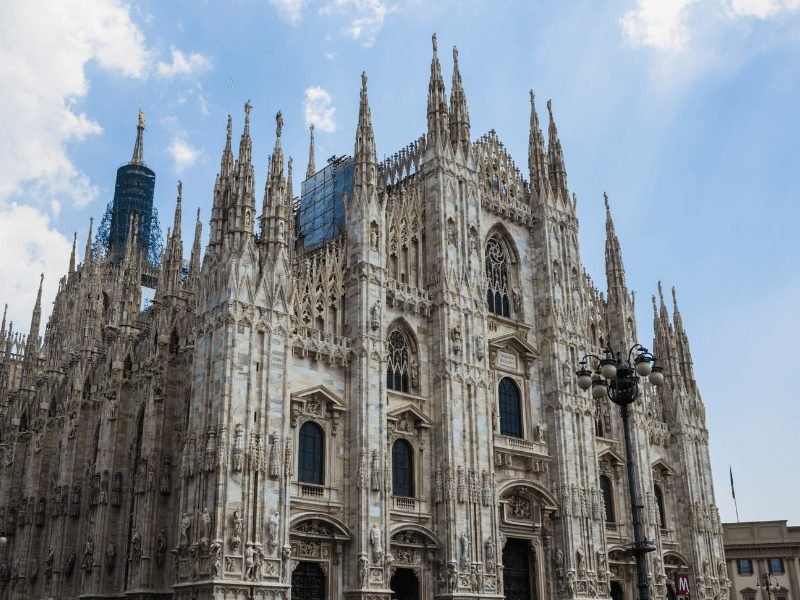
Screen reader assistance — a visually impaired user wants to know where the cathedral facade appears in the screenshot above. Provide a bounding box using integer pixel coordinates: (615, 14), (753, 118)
(0, 37), (728, 600)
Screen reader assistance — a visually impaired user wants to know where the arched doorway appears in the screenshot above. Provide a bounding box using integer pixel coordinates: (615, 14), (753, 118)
(503, 538), (535, 600)
(292, 561), (326, 600)
(610, 581), (624, 600)
(390, 567), (419, 600)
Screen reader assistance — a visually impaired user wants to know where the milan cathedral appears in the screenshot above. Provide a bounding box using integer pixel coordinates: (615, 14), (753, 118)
(0, 36), (729, 600)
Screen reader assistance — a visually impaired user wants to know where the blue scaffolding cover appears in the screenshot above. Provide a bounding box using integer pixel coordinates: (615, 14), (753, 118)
(298, 156), (352, 251)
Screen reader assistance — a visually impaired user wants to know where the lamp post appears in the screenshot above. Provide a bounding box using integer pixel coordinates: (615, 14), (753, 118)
(757, 571), (780, 600)
(576, 344), (664, 600)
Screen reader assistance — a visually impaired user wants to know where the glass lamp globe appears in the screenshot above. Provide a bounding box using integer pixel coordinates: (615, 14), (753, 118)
(648, 366), (664, 386)
(592, 379), (608, 399)
(576, 368), (593, 391)
(600, 362), (617, 380)
(635, 356), (652, 376)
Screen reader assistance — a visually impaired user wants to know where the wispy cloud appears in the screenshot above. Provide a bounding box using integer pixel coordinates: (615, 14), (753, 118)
(156, 47), (212, 78)
(321, 0), (395, 46)
(620, 0), (695, 51)
(303, 86), (337, 133)
(725, 0), (800, 18)
(270, 0), (307, 22)
(168, 135), (202, 173)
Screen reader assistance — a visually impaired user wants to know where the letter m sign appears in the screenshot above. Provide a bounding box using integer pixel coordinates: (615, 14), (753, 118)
(676, 572), (690, 596)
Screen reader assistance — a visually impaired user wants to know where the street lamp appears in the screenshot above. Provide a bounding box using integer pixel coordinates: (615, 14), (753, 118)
(758, 571), (780, 600)
(576, 344), (664, 600)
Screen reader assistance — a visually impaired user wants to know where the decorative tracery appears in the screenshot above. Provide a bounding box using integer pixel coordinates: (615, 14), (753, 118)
(386, 330), (410, 393)
(486, 238), (511, 317)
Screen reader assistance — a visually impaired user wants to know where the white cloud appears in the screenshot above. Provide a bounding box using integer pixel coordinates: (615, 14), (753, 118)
(0, 203), (73, 335)
(725, 0), (800, 18)
(621, 0), (800, 51)
(321, 0), (395, 46)
(156, 47), (212, 78)
(169, 135), (201, 173)
(620, 0), (696, 51)
(270, 0), (307, 22)
(303, 86), (337, 133)
(0, 0), (150, 211)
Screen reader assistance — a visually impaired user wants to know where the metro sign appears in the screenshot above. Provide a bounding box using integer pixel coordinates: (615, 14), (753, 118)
(676, 572), (691, 596)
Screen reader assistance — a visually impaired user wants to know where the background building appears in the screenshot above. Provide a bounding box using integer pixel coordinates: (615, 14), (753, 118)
(0, 37), (728, 600)
(724, 521), (800, 600)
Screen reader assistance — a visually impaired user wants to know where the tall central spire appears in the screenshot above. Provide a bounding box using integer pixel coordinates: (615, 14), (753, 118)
(130, 110), (145, 165)
(547, 99), (569, 203)
(427, 33), (449, 148)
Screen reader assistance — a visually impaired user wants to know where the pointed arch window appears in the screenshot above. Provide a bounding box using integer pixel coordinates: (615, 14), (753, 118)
(392, 439), (414, 498)
(486, 238), (510, 317)
(599, 475), (615, 523)
(654, 484), (667, 529)
(386, 330), (410, 393)
(498, 377), (523, 438)
(298, 422), (325, 485)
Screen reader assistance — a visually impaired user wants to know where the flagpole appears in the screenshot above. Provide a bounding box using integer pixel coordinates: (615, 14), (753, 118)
(730, 466), (740, 523)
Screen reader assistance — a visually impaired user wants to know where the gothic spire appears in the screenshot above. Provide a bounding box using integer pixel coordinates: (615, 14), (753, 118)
(448, 45), (470, 155)
(188, 207), (202, 287)
(287, 156), (294, 202)
(306, 124), (316, 179)
(672, 286), (697, 389)
(546, 99), (569, 203)
(604, 193), (627, 298)
(261, 111), (290, 259)
(173, 180), (183, 237)
(427, 33), (449, 148)
(28, 273), (43, 342)
(131, 110), (145, 165)
(1, 303), (7, 338)
(355, 71), (377, 172)
(239, 100), (253, 166)
(220, 114), (234, 177)
(84, 217), (94, 264)
(528, 91), (550, 199)
(68, 232), (77, 273)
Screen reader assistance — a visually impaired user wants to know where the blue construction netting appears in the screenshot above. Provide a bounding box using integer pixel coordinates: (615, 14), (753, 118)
(298, 155), (352, 252)
(94, 162), (162, 268)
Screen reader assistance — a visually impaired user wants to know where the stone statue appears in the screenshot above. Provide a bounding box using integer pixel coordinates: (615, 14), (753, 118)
(180, 513), (191, 548)
(156, 529), (168, 567)
(269, 511), (280, 542)
(245, 544), (256, 580)
(210, 540), (222, 577)
(460, 530), (471, 567)
(105, 542), (116, 574)
(369, 524), (383, 561)
(130, 528), (142, 561)
(199, 507), (211, 540)
(485, 536), (496, 562)
(82, 536), (94, 573)
(358, 554), (369, 589)
(370, 450), (381, 491)
(231, 510), (243, 550)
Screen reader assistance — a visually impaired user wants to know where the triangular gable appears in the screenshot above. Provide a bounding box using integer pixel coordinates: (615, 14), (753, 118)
(291, 384), (346, 410)
(489, 333), (540, 360)
(651, 458), (674, 477)
(388, 402), (432, 429)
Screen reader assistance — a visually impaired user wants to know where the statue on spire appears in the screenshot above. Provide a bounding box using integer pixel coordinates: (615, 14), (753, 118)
(432, 32), (437, 53)
(361, 71), (368, 91)
(244, 100), (253, 121)
(276, 111), (284, 138)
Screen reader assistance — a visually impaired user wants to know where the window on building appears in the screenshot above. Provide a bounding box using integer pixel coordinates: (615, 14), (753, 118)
(654, 484), (667, 529)
(485, 237), (511, 317)
(768, 558), (784, 574)
(386, 330), (410, 393)
(298, 422), (324, 485)
(498, 377), (523, 438)
(392, 439), (414, 498)
(737, 559), (753, 575)
(599, 475), (615, 523)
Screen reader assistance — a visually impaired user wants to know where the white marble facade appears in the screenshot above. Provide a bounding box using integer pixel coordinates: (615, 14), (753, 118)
(0, 36), (728, 600)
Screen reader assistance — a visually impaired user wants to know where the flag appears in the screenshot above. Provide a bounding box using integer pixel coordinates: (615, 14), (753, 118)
(730, 466), (736, 500)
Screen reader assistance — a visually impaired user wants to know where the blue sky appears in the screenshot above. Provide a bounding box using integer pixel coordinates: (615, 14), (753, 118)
(1, 0), (798, 523)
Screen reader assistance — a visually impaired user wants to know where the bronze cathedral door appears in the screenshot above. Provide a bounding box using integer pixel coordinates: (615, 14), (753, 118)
(291, 561), (326, 600)
(503, 538), (535, 600)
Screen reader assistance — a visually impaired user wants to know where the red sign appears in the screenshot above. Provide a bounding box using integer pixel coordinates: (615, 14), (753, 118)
(676, 572), (691, 596)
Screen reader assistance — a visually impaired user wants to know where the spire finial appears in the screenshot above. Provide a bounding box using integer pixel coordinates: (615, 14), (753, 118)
(131, 110), (145, 165)
(244, 100), (253, 122)
(530, 90), (535, 105)
(672, 286), (679, 308)
(432, 33), (438, 53)
(84, 217), (94, 263)
(547, 99), (553, 116)
(68, 232), (77, 273)
(178, 180), (183, 200)
(604, 191), (609, 211)
(276, 111), (283, 138)
(306, 124), (316, 179)
(652, 294), (658, 318)
(453, 45), (458, 63)
(361, 71), (368, 91)
(227, 114), (233, 140)
(658, 281), (664, 302)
